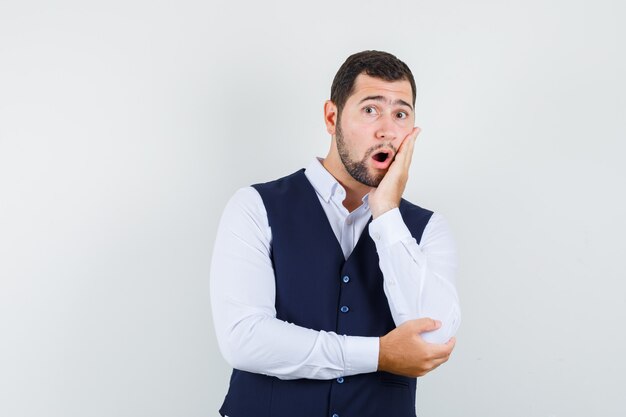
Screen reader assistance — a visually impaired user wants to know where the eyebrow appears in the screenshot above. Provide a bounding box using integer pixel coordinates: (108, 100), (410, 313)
(358, 95), (414, 111)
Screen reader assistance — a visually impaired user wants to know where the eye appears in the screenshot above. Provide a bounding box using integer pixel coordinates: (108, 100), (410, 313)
(396, 111), (408, 119)
(363, 106), (378, 115)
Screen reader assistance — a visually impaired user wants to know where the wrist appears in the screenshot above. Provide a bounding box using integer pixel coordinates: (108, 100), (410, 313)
(377, 336), (388, 372)
(371, 202), (398, 219)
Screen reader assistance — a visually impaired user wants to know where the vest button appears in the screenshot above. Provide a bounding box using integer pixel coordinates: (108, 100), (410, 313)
(332, 414), (339, 417)
(340, 306), (349, 313)
(342, 275), (350, 283)
(336, 377), (344, 384)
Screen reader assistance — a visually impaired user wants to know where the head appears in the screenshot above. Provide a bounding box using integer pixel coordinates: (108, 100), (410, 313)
(330, 50), (416, 117)
(324, 51), (417, 188)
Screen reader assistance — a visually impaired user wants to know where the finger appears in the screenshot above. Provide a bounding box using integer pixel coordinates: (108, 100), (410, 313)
(407, 126), (420, 149)
(427, 361), (443, 374)
(428, 337), (456, 358)
(448, 338), (457, 355)
(423, 352), (451, 375)
(448, 336), (457, 348)
(397, 127), (419, 155)
(401, 127), (420, 168)
(407, 126), (421, 143)
(410, 317), (441, 333)
(430, 354), (451, 370)
(394, 127), (420, 169)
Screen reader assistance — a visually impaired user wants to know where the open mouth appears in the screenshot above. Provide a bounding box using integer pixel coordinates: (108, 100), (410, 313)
(372, 151), (391, 163)
(372, 151), (391, 162)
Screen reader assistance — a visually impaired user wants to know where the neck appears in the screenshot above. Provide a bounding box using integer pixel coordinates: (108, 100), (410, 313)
(321, 152), (372, 213)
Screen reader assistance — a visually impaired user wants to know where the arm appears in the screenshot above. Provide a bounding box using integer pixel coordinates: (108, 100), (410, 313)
(210, 187), (378, 380)
(369, 127), (461, 344)
(369, 210), (461, 343)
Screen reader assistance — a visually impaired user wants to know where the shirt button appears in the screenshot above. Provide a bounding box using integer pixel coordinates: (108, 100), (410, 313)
(336, 377), (344, 384)
(346, 218), (353, 225)
(342, 275), (350, 283)
(373, 232), (381, 241)
(340, 306), (349, 313)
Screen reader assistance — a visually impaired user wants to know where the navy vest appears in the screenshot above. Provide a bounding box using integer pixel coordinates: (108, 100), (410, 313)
(220, 169), (433, 417)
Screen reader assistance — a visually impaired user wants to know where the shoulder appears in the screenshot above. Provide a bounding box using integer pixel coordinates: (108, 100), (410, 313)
(252, 169), (307, 196)
(398, 198), (435, 235)
(398, 198), (434, 218)
(222, 168), (306, 224)
(220, 186), (267, 230)
(394, 200), (457, 255)
(225, 186), (264, 214)
(398, 198), (454, 240)
(397, 199), (456, 247)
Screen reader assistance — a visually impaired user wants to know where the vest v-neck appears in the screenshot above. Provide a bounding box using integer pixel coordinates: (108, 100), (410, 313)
(297, 171), (374, 263)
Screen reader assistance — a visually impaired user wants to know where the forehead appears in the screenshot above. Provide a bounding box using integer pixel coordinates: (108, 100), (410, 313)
(346, 73), (413, 106)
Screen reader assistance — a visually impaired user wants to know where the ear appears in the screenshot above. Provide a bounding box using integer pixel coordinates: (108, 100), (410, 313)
(323, 100), (338, 135)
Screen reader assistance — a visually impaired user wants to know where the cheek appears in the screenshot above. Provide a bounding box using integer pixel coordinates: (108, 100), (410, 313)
(343, 127), (373, 154)
(342, 120), (374, 139)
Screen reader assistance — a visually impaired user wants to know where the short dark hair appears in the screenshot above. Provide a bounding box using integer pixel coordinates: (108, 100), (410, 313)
(330, 50), (416, 115)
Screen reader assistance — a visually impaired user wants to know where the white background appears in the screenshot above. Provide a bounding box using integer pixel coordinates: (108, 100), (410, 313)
(1, 1), (625, 416)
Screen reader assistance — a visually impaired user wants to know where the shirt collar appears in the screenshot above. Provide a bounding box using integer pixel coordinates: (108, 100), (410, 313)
(304, 158), (370, 209)
(304, 158), (339, 203)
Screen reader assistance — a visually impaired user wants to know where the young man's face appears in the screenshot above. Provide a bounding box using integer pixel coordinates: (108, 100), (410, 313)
(334, 73), (415, 187)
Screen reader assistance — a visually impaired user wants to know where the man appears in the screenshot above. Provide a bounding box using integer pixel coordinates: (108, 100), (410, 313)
(210, 50), (460, 417)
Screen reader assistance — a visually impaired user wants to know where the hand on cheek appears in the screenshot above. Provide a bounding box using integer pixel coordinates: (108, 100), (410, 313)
(369, 127), (421, 219)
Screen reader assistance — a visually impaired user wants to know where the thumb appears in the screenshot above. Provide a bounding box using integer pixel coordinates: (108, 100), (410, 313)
(410, 318), (442, 334)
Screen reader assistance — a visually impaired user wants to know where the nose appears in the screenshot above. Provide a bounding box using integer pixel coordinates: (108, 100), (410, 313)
(374, 114), (398, 141)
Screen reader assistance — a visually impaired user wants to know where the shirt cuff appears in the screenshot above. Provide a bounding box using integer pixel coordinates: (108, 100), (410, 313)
(369, 208), (412, 247)
(343, 336), (379, 376)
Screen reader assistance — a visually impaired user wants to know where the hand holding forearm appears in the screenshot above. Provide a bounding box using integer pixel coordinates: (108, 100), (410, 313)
(378, 318), (456, 377)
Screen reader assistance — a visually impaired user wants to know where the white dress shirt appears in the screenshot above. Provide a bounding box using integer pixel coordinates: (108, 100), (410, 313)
(210, 158), (460, 380)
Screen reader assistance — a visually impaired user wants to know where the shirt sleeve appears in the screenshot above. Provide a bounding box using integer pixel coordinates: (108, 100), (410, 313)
(210, 187), (379, 380)
(368, 208), (461, 344)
